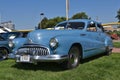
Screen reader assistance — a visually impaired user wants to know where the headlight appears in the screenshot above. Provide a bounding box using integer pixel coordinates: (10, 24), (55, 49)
(49, 38), (58, 49)
(9, 40), (14, 48)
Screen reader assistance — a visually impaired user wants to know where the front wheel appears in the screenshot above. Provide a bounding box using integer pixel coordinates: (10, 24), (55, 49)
(0, 48), (8, 60)
(62, 45), (81, 69)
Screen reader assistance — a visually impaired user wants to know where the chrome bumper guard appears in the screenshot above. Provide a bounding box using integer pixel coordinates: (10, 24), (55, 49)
(16, 54), (68, 63)
(15, 44), (68, 63)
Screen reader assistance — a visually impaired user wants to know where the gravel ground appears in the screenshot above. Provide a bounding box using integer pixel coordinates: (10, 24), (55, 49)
(112, 48), (120, 53)
(113, 40), (120, 42)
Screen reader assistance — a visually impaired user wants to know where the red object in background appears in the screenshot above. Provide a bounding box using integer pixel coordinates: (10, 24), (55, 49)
(111, 33), (119, 40)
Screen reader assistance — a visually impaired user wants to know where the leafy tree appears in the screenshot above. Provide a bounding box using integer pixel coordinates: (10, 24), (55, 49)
(71, 12), (89, 19)
(46, 17), (66, 28)
(38, 16), (66, 29)
(45, 20), (55, 28)
(38, 17), (48, 29)
(116, 9), (120, 22)
(38, 12), (89, 29)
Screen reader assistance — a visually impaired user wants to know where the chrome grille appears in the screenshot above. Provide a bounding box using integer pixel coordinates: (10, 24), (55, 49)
(17, 47), (49, 56)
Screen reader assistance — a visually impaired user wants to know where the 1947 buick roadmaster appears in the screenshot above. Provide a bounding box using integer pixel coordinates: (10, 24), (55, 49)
(10, 19), (113, 69)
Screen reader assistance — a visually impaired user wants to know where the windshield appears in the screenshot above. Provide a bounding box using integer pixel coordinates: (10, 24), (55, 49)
(55, 22), (85, 30)
(0, 32), (22, 40)
(55, 23), (67, 30)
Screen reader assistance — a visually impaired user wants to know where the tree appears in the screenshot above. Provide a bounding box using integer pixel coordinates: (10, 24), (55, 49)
(38, 16), (66, 29)
(38, 12), (89, 29)
(38, 17), (48, 29)
(45, 20), (55, 28)
(116, 9), (120, 22)
(45, 17), (66, 28)
(71, 12), (89, 19)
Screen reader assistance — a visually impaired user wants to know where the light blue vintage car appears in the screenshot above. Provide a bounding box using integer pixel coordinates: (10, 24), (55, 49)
(0, 32), (23, 60)
(13, 19), (113, 69)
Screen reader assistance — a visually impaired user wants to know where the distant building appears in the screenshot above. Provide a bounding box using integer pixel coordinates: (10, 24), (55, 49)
(103, 25), (120, 32)
(0, 21), (15, 30)
(102, 22), (120, 32)
(103, 25), (114, 31)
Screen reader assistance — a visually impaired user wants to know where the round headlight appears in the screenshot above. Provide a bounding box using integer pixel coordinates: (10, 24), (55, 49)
(9, 40), (14, 48)
(49, 38), (58, 49)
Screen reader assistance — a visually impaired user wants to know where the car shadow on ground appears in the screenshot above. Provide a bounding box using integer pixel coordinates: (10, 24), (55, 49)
(12, 62), (65, 72)
(12, 54), (106, 71)
(81, 53), (106, 64)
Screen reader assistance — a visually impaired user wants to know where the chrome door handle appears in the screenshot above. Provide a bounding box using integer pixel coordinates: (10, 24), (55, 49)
(80, 34), (86, 36)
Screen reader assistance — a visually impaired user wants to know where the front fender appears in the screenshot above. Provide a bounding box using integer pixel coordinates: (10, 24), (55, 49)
(12, 38), (27, 52)
(105, 36), (113, 48)
(54, 35), (85, 55)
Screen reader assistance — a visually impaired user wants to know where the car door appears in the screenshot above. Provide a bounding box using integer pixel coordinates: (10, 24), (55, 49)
(84, 21), (104, 57)
(96, 23), (106, 51)
(96, 23), (106, 42)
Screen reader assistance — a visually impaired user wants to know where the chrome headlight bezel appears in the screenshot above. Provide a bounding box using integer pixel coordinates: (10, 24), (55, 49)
(8, 40), (14, 48)
(49, 38), (58, 49)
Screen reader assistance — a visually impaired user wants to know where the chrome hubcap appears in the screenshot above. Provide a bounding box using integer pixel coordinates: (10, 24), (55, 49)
(69, 46), (79, 67)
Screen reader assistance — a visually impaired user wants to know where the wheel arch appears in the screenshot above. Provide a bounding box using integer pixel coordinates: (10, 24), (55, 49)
(70, 43), (83, 58)
(0, 47), (9, 54)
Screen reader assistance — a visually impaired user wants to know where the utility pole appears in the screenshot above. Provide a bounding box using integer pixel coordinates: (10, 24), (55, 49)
(66, 0), (69, 21)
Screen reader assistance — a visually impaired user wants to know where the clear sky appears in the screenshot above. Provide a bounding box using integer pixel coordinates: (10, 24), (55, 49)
(0, 0), (120, 30)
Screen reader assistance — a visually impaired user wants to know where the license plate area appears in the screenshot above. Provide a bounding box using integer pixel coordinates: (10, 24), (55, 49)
(20, 55), (30, 62)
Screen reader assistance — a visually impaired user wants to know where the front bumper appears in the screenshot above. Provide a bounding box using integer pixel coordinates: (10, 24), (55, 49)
(15, 44), (68, 63)
(16, 54), (68, 63)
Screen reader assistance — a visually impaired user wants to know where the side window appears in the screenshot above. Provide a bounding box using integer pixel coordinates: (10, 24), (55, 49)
(87, 22), (97, 32)
(67, 22), (85, 30)
(97, 24), (104, 32)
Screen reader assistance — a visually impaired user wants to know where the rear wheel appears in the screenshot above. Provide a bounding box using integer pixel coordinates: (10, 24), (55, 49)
(62, 45), (81, 69)
(0, 48), (8, 60)
(105, 46), (112, 55)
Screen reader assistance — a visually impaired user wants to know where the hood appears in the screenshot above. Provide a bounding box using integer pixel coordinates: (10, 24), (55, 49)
(27, 29), (84, 46)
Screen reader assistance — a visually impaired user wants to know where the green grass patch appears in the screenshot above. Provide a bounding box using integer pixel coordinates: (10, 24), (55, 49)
(113, 42), (120, 48)
(0, 53), (120, 80)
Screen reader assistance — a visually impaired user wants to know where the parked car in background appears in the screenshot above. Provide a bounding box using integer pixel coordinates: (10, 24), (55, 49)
(0, 32), (23, 60)
(0, 32), (22, 40)
(12, 19), (113, 69)
(0, 35), (10, 60)
(0, 26), (12, 33)
(8, 30), (31, 58)
(15, 30), (32, 37)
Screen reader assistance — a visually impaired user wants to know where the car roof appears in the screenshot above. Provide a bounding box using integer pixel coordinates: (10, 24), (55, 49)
(57, 19), (96, 25)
